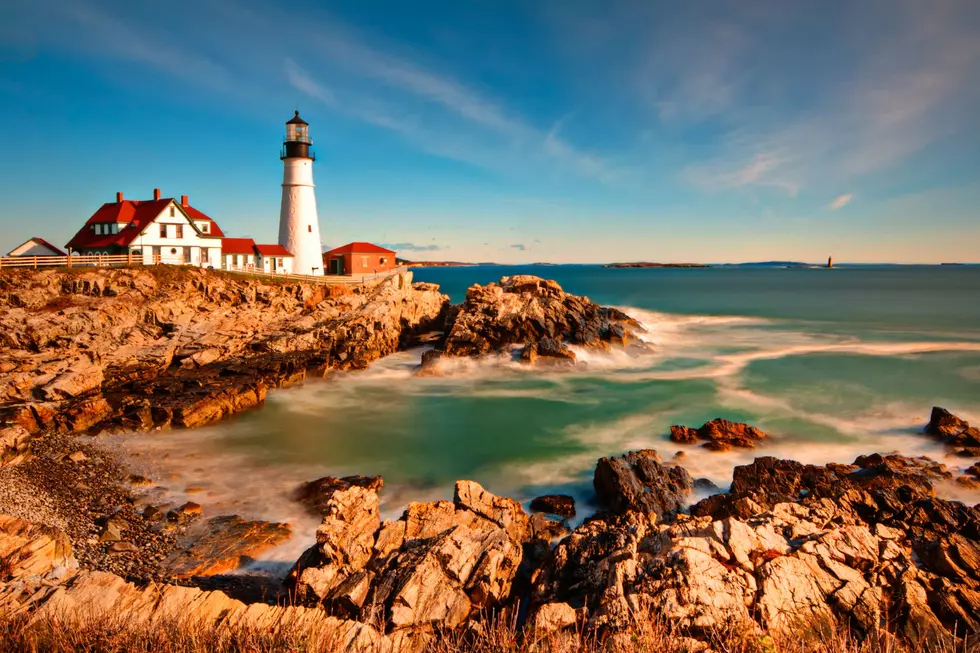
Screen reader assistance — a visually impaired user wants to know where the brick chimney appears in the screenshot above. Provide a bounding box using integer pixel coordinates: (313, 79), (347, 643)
(153, 188), (161, 200)
(116, 191), (124, 202)
(181, 195), (188, 206)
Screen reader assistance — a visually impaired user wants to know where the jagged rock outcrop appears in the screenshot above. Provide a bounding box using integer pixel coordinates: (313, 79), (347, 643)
(294, 475), (385, 516)
(670, 418), (769, 451)
(289, 479), (530, 632)
(418, 276), (641, 373)
(531, 449), (980, 646)
(594, 449), (693, 517)
(926, 406), (980, 455)
(0, 267), (447, 453)
(690, 453), (951, 520)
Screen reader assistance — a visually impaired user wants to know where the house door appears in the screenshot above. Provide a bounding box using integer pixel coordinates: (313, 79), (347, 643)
(272, 257), (278, 272)
(330, 257), (342, 274)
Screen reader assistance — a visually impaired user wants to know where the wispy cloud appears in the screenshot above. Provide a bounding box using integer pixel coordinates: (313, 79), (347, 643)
(510, 243), (526, 251)
(828, 193), (854, 210)
(683, 152), (799, 196)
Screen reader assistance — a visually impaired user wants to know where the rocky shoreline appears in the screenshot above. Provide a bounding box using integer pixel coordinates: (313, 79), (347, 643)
(3, 269), (980, 650)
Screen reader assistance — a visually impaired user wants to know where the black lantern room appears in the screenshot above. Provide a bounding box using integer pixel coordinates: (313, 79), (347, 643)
(281, 111), (314, 160)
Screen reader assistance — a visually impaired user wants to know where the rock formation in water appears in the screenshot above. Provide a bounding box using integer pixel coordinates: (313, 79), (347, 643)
(926, 406), (980, 456)
(670, 418), (770, 452)
(0, 266), (448, 462)
(418, 275), (642, 374)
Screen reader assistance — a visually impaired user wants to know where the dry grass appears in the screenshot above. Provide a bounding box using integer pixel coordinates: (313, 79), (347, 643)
(1, 610), (976, 653)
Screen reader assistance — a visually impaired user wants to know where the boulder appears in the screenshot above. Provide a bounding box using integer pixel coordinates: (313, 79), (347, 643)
(926, 407), (980, 448)
(669, 418), (768, 450)
(532, 602), (577, 632)
(293, 474), (384, 516)
(530, 494), (576, 518)
(594, 450), (693, 516)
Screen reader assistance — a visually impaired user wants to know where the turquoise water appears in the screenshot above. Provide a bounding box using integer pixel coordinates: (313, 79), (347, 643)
(112, 265), (980, 562)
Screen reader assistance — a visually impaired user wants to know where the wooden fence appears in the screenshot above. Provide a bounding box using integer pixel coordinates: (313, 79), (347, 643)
(0, 253), (406, 286)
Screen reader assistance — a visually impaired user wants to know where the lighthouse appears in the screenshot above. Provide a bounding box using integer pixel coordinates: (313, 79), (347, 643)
(278, 111), (324, 275)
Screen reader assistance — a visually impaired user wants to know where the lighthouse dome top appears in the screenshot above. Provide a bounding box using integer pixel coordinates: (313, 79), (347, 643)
(286, 110), (308, 126)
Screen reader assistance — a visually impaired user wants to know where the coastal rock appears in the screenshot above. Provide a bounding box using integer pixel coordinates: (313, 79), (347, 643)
(0, 267), (448, 439)
(423, 275), (640, 370)
(670, 418), (769, 450)
(926, 407), (980, 448)
(594, 449), (693, 517)
(293, 474), (384, 516)
(0, 513), (77, 580)
(289, 480), (529, 631)
(530, 494), (576, 518)
(163, 515), (291, 578)
(0, 424), (31, 467)
(290, 485), (381, 604)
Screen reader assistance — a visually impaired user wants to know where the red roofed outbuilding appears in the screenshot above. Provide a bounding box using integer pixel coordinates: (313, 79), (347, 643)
(323, 242), (396, 276)
(7, 238), (67, 258)
(221, 238), (295, 274)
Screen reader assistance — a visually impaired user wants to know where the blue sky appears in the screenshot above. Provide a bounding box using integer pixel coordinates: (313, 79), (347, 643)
(1, 0), (979, 263)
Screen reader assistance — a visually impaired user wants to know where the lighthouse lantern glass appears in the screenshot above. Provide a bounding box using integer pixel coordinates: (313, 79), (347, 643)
(287, 124), (309, 143)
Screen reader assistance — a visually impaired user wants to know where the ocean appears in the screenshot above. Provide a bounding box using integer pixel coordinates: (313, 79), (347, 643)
(104, 264), (980, 568)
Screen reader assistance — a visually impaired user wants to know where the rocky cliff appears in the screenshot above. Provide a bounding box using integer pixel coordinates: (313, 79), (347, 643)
(0, 266), (447, 457)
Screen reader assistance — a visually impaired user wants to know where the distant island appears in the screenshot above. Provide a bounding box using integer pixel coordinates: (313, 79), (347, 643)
(603, 262), (709, 269)
(397, 259), (477, 268)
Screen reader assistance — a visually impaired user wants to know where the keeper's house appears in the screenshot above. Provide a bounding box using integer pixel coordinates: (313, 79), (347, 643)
(65, 189), (224, 266)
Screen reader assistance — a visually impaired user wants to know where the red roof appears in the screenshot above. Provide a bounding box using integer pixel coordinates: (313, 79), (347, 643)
(221, 238), (257, 255)
(324, 242), (395, 255)
(254, 244), (293, 257)
(65, 198), (223, 251)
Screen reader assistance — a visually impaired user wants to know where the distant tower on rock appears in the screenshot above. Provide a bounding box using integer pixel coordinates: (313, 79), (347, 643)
(278, 111), (324, 275)
(827, 256), (834, 268)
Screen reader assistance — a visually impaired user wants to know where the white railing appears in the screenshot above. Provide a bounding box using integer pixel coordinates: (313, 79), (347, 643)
(0, 253), (406, 287)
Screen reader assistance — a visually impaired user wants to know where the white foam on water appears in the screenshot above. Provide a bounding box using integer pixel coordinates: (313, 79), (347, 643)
(98, 303), (980, 574)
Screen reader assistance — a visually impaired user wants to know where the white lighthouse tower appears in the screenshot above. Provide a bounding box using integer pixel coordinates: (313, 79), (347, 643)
(278, 111), (324, 275)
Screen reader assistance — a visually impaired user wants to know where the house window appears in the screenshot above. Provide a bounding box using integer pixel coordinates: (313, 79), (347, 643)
(183, 248), (191, 263)
(170, 207), (175, 217)
(234, 255), (240, 266)
(160, 224), (167, 238)
(380, 257), (387, 265)
(277, 258), (283, 266)
(200, 223), (209, 233)
(95, 224), (102, 235)
(308, 225), (312, 233)
(175, 224), (183, 239)
(170, 248), (177, 256)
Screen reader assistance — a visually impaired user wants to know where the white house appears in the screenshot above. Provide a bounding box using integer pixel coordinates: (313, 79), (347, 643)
(7, 238), (66, 257)
(65, 189), (224, 266)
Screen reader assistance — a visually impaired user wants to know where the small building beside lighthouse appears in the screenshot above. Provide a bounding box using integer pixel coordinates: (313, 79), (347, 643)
(277, 111), (324, 276)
